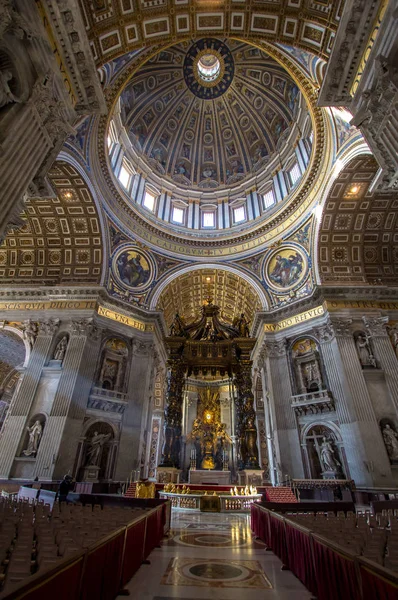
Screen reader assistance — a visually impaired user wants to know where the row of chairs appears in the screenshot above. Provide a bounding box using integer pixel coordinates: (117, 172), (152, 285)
(285, 510), (398, 570)
(0, 497), (148, 592)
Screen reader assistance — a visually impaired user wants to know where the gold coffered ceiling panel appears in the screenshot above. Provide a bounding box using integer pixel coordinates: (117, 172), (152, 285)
(318, 155), (398, 286)
(0, 162), (103, 285)
(157, 268), (261, 329)
(79, 0), (344, 66)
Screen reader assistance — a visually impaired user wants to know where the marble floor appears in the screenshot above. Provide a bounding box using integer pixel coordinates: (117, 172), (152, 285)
(117, 510), (313, 599)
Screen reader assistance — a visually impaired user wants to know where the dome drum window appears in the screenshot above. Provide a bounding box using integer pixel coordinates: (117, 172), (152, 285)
(288, 162), (302, 188)
(262, 189), (276, 209)
(172, 207), (184, 224)
(118, 165), (131, 190)
(233, 206), (246, 224)
(143, 189), (156, 212)
(202, 211), (216, 228)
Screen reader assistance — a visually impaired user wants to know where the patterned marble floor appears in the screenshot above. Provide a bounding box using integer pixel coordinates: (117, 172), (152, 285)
(117, 510), (312, 599)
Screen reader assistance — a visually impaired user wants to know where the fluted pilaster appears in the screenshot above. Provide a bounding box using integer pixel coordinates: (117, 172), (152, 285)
(364, 316), (398, 414)
(34, 319), (93, 479)
(0, 319), (59, 478)
(329, 317), (391, 485)
(263, 339), (303, 478)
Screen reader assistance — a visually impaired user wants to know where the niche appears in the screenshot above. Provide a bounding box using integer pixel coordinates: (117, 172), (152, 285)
(96, 338), (128, 393)
(291, 338), (325, 395)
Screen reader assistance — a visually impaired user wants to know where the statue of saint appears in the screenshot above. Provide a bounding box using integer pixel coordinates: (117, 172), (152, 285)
(23, 420), (42, 456)
(382, 424), (398, 461)
(169, 313), (187, 337)
(319, 436), (340, 472)
(0, 70), (19, 108)
(233, 313), (250, 337)
(53, 336), (68, 361)
(388, 328), (398, 360)
(23, 320), (37, 350)
(356, 333), (376, 367)
(85, 431), (111, 466)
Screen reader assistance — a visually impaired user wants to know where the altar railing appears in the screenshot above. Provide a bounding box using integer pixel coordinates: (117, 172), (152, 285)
(159, 491), (262, 512)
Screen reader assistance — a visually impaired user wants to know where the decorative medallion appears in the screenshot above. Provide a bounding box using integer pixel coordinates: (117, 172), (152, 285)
(183, 39), (234, 99)
(265, 245), (307, 291)
(112, 246), (154, 291)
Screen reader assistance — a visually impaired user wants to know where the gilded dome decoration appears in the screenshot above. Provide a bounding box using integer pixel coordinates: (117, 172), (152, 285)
(119, 40), (302, 191)
(183, 39), (233, 98)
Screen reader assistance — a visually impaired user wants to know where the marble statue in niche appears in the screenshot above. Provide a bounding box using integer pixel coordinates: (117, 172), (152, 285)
(319, 436), (341, 473)
(381, 422), (398, 462)
(85, 431), (111, 467)
(355, 331), (377, 368)
(53, 336), (68, 362)
(22, 420), (43, 457)
(305, 425), (344, 479)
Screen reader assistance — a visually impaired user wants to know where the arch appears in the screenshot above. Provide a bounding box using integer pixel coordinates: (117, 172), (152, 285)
(1, 324), (30, 366)
(317, 154), (398, 286)
(0, 160), (104, 285)
(301, 420), (343, 443)
(150, 263), (268, 328)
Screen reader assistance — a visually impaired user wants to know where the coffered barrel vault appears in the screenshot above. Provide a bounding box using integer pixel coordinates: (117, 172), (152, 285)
(0, 162), (104, 285)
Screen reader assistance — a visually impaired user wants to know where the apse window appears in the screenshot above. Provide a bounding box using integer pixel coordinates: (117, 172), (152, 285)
(233, 206), (246, 223)
(143, 190), (156, 212)
(263, 189), (275, 209)
(118, 165), (131, 189)
(288, 163), (301, 187)
(172, 207), (184, 224)
(203, 212), (215, 227)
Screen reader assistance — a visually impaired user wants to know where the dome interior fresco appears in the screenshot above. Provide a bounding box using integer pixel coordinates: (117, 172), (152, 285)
(156, 269), (262, 329)
(318, 155), (398, 286)
(119, 39), (302, 191)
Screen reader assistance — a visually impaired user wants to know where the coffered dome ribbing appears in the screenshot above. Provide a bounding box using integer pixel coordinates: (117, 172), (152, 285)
(118, 39), (302, 191)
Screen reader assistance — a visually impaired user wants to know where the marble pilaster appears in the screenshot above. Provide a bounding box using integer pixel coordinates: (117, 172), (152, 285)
(329, 318), (392, 486)
(263, 340), (304, 480)
(260, 366), (276, 484)
(315, 322), (373, 485)
(0, 319), (59, 478)
(33, 319), (95, 480)
(364, 316), (398, 414)
(114, 339), (155, 481)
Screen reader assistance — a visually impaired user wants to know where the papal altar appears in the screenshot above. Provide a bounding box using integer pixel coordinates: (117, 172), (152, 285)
(188, 470), (231, 485)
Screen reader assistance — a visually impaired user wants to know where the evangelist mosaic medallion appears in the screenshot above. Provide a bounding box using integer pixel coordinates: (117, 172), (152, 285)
(112, 246), (154, 291)
(265, 246), (307, 291)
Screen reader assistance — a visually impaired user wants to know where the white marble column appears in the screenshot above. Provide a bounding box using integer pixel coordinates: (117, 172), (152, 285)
(364, 316), (398, 414)
(328, 318), (392, 486)
(114, 340), (155, 481)
(34, 319), (98, 480)
(263, 340), (304, 479)
(0, 319), (59, 478)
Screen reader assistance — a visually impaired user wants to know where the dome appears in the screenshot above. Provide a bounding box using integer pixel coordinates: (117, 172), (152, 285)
(118, 39), (303, 192)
